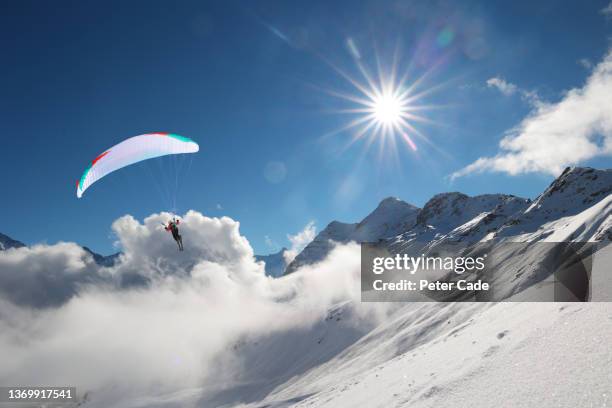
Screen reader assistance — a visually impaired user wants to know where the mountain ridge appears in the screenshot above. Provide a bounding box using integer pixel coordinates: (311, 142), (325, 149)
(284, 166), (611, 275)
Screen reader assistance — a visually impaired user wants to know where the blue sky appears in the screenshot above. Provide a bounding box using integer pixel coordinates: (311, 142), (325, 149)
(1, 0), (611, 255)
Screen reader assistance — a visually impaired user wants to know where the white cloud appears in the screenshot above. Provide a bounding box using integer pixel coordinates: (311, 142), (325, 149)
(578, 58), (593, 69)
(283, 221), (317, 264)
(0, 211), (382, 406)
(486, 77), (543, 108)
(601, 1), (612, 18)
(486, 77), (517, 96)
(0, 211), (264, 307)
(111, 211), (261, 284)
(453, 50), (612, 179)
(0, 242), (104, 307)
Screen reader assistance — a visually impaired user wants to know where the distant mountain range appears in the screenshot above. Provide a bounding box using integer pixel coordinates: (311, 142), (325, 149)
(284, 167), (611, 275)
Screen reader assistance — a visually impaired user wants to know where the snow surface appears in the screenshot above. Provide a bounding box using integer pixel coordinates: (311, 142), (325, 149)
(238, 302), (612, 408)
(104, 302), (612, 408)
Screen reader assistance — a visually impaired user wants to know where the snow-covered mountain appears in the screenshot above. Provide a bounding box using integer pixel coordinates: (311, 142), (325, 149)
(0, 232), (25, 250)
(285, 197), (419, 274)
(493, 166), (612, 242)
(286, 167), (611, 275)
(120, 296), (612, 408)
(389, 192), (530, 255)
(255, 247), (288, 277)
(232, 302), (612, 408)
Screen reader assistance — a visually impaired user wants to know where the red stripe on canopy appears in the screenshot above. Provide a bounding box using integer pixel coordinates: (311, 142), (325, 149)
(92, 151), (110, 166)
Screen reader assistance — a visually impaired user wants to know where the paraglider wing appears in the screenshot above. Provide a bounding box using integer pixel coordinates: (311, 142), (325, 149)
(76, 133), (199, 198)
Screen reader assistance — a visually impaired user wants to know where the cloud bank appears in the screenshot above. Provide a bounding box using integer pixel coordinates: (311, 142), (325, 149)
(453, 50), (612, 179)
(0, 211), (376, 405)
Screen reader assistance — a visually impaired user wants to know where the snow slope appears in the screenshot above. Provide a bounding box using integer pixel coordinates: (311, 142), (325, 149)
(494, 167), (612, 242)
(244, 302), (612, 408)
(109, 302), (612, 408)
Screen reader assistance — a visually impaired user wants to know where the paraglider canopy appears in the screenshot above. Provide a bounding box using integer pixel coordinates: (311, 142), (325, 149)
(76, 133), (199, 198)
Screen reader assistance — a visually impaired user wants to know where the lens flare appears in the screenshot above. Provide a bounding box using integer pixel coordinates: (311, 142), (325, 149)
(320, 41), (444, 160)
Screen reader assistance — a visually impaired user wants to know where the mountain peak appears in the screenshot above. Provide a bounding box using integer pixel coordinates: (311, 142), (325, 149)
(0, 232), (25, 250)
(355, 197), (420, 240)
(526, 167), (612, 215)
(381, 196), (401, 202)
(379, 196), (408, 206)
(374, 196), (419, 212)
(549, 167), (609, 189)
(416, 192), (469, 226)
(415, 192), (529, 233)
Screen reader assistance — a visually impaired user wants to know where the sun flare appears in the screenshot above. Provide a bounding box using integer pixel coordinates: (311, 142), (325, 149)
(322, 43), (441, 158)
(371, 91), (404, 126)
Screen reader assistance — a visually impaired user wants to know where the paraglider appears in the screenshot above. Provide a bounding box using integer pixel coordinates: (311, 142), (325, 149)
(163, 218), (183, 251)
(76, 132), (199, 198)
(76, 132), (198, 252)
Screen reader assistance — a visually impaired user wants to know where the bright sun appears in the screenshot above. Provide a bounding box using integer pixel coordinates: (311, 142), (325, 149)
(323, 50), (436, 155)
(372, 92), (404, 126)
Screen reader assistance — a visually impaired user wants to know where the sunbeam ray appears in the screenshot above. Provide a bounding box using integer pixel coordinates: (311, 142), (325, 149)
(319, 42), (445, 161)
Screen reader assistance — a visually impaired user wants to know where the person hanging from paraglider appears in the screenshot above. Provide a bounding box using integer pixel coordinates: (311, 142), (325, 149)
(164, 217), (183, 251)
